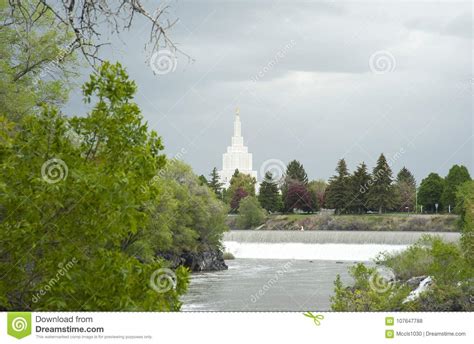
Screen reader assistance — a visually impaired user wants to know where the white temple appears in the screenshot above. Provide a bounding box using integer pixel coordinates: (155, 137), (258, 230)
(219, 109), (258, 188)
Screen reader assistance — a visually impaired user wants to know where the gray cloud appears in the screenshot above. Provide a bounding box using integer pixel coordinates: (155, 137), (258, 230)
(64, 0), (472, 183)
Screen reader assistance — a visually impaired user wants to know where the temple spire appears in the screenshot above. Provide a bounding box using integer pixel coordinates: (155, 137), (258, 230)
(233, 107), (241, 138)
(219, 108), (257, 189)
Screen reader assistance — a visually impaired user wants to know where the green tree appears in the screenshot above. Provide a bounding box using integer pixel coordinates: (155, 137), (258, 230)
(285, 160), (308, 184)
(307, 183), (320, 213)
(441, 165), (471, 212)
(331, 237), (473, 311)
(308, 179), (327, 209)
(349, 162), (371, 213)
(331, 263), (410, 311)
(142, 161), (229, 259)
(225, 172), (256, 206)
(237, 196), (266, 229)
(198, 174), (208, 186)
(325, 159), (351, 214)
(418, 173), (445, 212)
(208, 167), (224, 197)
(367, 154), (395, 213)
(395, 167), (416, 212)
(0, 1), (77, 122)
(258, 172), (283, 213)
(0, 62), (189, 311)
(455, 181), (474, 265)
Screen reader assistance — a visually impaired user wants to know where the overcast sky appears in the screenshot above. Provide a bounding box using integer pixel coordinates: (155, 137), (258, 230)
(65, 0), (473, 183)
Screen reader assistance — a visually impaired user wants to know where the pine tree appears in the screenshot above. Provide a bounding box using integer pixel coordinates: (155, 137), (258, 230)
(325, 159), (351, 214)
(285, 160), (308, 184)
(349, 162), (371, 214)
(281, 160), (309, 212)
(395, 167), (416, 212)
(367, 154), (395, 213)
(397, 167), (416, 185)
(208, 167), (223, 197)
(441, 164), (471, 212)
(258, 172), (282, 213)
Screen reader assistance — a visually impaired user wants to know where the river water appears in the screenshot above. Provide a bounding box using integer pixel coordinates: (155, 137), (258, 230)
(181, 258), (357, 311)
(181, 231), (460, 311)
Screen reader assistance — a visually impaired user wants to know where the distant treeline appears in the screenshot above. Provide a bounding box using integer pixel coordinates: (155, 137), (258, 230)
(203, 156), (471, 216)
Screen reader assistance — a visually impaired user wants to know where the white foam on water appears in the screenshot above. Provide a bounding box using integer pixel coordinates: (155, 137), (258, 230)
(223, 241), (408, 261)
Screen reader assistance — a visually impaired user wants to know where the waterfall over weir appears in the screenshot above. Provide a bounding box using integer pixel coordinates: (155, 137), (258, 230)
(223, 231), (460, 261)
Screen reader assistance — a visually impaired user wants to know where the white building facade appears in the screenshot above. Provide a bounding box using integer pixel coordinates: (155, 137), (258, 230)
(219, 109), (258, 188)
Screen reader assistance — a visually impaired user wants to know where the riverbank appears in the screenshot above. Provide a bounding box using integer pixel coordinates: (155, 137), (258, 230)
(226, 214), (459, 232)
(157, 246), (228, 272)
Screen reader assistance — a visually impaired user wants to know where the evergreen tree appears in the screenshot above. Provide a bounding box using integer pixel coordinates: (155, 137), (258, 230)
(418, 173), (445, 212)
(198, 175), (208, 186)
(367, 154), (395, 213)
(285, 160), (308, 184)
(281, 160), (308, 211)
(441, 164), (471, 212)
(397, 167), (416, 185)
(325, 159), (351, 214)
(258, 172), (283, 213)
(349, 162), (371, 214)
(208, 167), (223, 197)
(395, 167), (416, 212)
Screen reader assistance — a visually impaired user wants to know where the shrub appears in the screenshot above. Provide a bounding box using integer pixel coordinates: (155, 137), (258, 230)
(377, 241), (433, 280)
(223, 252), (235, 260)
(330, 263), (410, 311)
(332, 236), (474, 311)
(237, 196), (266, 229)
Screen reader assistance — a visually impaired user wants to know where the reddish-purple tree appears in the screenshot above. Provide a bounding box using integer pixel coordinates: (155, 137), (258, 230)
(284, 182), (314, 213)
(231, 187), (249, 213)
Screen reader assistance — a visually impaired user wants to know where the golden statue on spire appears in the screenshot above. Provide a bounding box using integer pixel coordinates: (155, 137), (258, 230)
(236, 107), (240, 116)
